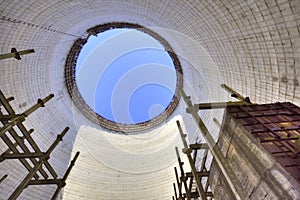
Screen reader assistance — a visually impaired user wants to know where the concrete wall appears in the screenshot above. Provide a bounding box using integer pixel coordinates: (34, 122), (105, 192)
(0, 0), (299, 199)
(210, 111), (300, 200)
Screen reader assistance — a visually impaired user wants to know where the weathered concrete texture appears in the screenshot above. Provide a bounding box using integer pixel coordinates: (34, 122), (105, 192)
(0, 0), (299, 199)
(210, 161), (236, 200)
(210, 111), (300, 200)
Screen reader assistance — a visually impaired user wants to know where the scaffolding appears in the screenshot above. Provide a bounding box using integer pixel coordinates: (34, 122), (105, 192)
(0, 90), (79, 200)
(172, 84), (252, 200)
(0, 48), (35, 60)
(173, 83), (300, 199)
(173, 123), (213, 200)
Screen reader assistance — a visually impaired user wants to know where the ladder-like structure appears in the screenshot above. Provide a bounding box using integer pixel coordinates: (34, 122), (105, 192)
(172, 84), (252, 200)
(173, 134), (213, 200)
(173, 83), (300, 199)
(0, 90), (79, 200)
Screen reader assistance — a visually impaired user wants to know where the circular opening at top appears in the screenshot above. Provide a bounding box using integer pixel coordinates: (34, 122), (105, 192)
(76, 28), (176, 124)
(65, 23), (182, 133)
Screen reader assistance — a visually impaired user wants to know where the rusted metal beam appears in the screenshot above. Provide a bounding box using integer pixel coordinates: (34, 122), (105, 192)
(23, 94), (54, 116)
(177, 122), (207, 200)
(200, 149), (209, 173)
(0, 48), (34, 60)
(173, 183), (178, 200)
(16, 123), (57, 179)
(179, 88), (248, 200)
(0, 119), (42, 179)
(0, 115), (25, 137)
(51, 151), (80, 200)
(2, 129), (34, 155)
(0, 152), (44, 160)
(28, 179), (62, 185)
(0, 96), (14, 106)
(8, 156), (48, 200)
(221, 84), (250, 102)
(0, 91), (57, 178)
(8, 127), (69, 200)
(190, 101), (250, 111)
(0, 135), (40, 179)
(185, 171), (210, 177)
(175, 147), (191, 200)
(174, 167), (183, 198)
(0, 93), (54, 137)
(0, 109), (47, 179)
(189, 143), (209, 150)
(188, 145), (198, 195)
(0, 114), (17, 120)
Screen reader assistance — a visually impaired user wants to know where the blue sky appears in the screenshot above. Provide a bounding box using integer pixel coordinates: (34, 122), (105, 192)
(76, 29), (176, 124)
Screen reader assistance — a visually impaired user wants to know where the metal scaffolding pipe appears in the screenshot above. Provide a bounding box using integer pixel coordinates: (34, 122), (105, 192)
(188, 146), (198, 195)
(0, 93), (54, 137)
(192, 101), (250, 111)
(46, 127), (69, 155)
(27, 152), (80, 199)
(221, 84), (246, 102)
(28, 179), (62, 185)
(174, 167), (182, 198)
(8, 156), (47, 200)
(0, 114), (17, 120)
(173, 183), (178, 200)
(200, 149), (209, 173)
(0, 107), (48, 178)
(16, 123), (57, 178)
(23, 94), (54, 116)
(0, 152), (45, 160)
(176, 122), (208, 200)
(0, 121), (48, 179)
(8, 127), (69, 200)
(185, 171), (210, 177)
(0, 49), (35, 60)
(179, 88), (248, 200)
(0, 132), (40, 179)
(0, 91), (15, 110)
(0, 96), (14, 106)
(0, 115), (26, 137)
(61, 151), (80, 181)
(51, 151), (80, 200)
(2, 129), (34, 155)
(189, 143), (209, 150)
(175, 147), (191, 200)
(0, 91), (57, 178)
